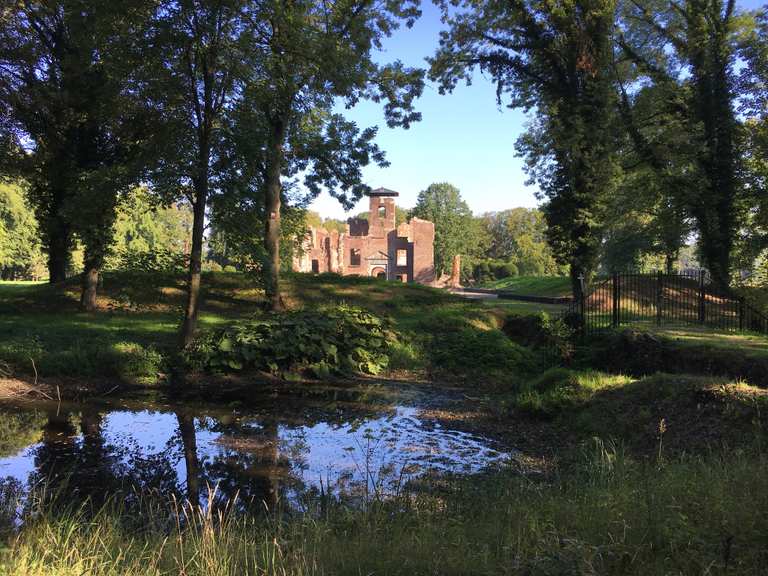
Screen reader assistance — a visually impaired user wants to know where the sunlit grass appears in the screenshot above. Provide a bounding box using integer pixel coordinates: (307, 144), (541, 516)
(3, 444), (768, 575)
(476, 275), (572, 297)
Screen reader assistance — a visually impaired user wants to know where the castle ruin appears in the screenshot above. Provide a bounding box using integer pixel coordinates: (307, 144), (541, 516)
(293, 188), (436, 284)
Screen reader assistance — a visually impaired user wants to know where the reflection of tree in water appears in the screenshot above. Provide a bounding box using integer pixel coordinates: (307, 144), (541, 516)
(198, 415), (286, 512)
(30, 409), (181, 512)
(0, 407), (46, 458)
(194, 395), (399, 512)
(4, 386), (409, 518)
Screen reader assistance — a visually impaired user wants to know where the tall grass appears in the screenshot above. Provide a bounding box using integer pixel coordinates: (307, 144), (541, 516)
(3, 443), (768, 575)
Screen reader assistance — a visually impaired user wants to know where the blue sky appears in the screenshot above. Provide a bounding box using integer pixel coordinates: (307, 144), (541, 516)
(309, 0), (765, 220)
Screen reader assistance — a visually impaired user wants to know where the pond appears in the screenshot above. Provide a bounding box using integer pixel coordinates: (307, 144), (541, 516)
(0, 383), (512, 515)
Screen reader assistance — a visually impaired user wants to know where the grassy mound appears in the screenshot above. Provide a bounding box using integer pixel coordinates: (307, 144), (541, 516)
(582, 328), (768, 386)
(512, 368), (768, 455)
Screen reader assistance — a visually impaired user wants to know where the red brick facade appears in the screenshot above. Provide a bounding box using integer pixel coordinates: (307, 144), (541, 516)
(293, 188), (436, 284)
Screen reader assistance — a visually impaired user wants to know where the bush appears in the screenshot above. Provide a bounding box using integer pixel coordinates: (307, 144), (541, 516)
(504, 312), (574, 363)
(473, 261), (492, 283)
(494, 262), (518, 279)
(185, 304), (397, 377)
(421, 312), (539, 385)
(105, 248), (188, 310)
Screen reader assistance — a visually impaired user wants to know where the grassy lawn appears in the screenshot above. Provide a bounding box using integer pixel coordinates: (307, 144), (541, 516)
(0, 272), (546, 387)
(478, 298), (568, 316)
(647, 324), (768, 358)
(476, 275), (572, 297)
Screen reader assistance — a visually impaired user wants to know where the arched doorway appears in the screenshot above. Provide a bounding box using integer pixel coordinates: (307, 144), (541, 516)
(371, 266), (386, 280)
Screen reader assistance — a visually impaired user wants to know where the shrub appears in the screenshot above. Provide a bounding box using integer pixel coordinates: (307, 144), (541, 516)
(472, 262), (492, 283)
(426, 322), (538, 385)
(104, 248), (187, 310)
(494, 262), (519, 279)
(185, 304), (396, 377)
(111, 342), (165, 386)
(504, 312), (574, 363)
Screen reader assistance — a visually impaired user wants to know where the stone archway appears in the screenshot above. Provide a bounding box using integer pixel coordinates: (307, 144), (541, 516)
(371, 266), (386, 279)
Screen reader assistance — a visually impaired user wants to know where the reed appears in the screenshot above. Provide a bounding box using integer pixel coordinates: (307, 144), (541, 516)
(3, 443), (768, 575)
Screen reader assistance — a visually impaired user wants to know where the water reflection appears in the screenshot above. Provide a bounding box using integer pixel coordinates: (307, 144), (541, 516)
(0, 387), (510, 517)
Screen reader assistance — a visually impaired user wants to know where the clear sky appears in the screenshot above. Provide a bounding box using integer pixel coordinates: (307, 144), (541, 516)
(309, 0), (765, 220)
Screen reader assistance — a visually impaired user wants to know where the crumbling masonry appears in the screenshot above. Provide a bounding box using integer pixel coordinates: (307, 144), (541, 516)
(293, 188), (436, 284)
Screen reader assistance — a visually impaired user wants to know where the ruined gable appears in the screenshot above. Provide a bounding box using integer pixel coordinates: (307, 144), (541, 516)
(293, 188), (435, 284)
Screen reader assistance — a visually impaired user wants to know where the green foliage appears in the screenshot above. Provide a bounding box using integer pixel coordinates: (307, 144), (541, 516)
(1, 1), (154, 284)
(105, 250), (187, 310)
(418, 310), (538, 385)
(107, 188), (192, 266)
(431, 0), (618, 293)
(0, 182), (45, 280)
(479, 208), (564, 276)
(0, 333), (166, 386)
(0, 408), (45, 458)
(504, 312), (574, 364)
(470, 259), (520, 283)
(8, 442), (768, 575)
(186, 304), (396, 377)
(621, 0), (748, 287)
(514, 368), (631, 417)
(410, 183), (483, 277)
(111, 342), (165, 386)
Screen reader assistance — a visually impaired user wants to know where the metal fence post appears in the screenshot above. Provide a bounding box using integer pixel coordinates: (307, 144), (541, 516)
(612, 273), (619, 328)
(698, 269), (706, 324)
(739, 297), (745, 332)
(656, 271), (663, 326)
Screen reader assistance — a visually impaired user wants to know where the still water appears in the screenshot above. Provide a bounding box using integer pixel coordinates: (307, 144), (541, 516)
(0, 383), (511, 512)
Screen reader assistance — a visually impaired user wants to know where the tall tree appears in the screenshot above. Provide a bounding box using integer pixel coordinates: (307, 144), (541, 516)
(236, 0), (423, 311)
(619, 0), (746, 287)
(144, 0), (247, 346)
(411, 183), (480, 277)
(610, 82), (694, 272)
(0, 0), (151, 306)
(737, 7), (768, 278)
(431, 0), (619, 298)
(0, 181), (45, 280)
(481, 208), (562, 275)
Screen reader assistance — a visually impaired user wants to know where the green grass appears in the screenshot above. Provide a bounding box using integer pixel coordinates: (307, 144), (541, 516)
(476, 275), (572, 297)
(0, 272), (539, 386)
(4, 443), (768, 575)
(647, 325), (768, 359)
(507, 367), (768, 455)
(478, 298), (568, 316)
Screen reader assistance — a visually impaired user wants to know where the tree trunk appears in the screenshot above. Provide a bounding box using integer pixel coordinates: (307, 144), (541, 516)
(665, 252), (675, 275)
(48, 221), (70, 283)
(180, 172), (209, 348)
(570, 264), (585, 302)
(263, 117), (287, 312)
(80, 265), (99, 311)
(176, 411), (200, 505)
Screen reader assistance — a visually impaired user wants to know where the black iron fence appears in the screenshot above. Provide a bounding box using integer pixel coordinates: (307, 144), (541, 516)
(567, 271), (768, 336)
